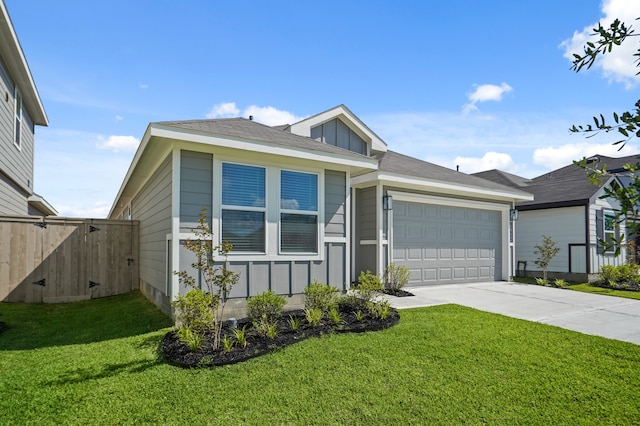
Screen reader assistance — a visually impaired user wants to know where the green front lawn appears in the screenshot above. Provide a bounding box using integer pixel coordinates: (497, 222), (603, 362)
(513, 276), (640, 300)
(1, 292), (640, 424)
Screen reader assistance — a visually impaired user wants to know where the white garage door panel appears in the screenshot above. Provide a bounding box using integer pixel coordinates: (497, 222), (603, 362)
(393, 201), (502, 285)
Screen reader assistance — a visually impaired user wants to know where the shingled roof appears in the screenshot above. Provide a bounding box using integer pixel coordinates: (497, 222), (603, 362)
(472, 169), (532, 189)
(154, 117), (370, 160)
(375, 150), (533, 196)
(511, 154), (640, 210)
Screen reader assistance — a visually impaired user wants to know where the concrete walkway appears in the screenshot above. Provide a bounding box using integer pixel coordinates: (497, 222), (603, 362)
(383, 281), (640, 345)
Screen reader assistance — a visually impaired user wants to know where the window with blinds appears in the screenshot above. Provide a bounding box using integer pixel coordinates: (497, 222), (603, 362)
(280, 170), (318, 253)
(221, 163), (266, 252)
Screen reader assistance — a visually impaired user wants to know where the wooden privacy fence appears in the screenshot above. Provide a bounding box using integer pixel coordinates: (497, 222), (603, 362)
(0, 216), (139, 303)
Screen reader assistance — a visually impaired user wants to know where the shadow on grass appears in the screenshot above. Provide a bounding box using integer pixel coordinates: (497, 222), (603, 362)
(0, 291), (173, 351)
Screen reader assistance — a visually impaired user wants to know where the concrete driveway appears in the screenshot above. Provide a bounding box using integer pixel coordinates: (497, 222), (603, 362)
(384, 281), (640, 345)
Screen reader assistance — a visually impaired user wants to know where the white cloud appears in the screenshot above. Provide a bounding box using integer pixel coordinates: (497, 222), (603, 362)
(139, 82), (149, 89)
(115, 115), (123, 121)
(55, 201), (113, 218)
(364, 110), (628, 179)
(453, 152), (520, 174)
(96, 135), (140, 152)
(243, 105), (305, 126)
(206, 102), (240, 119)
(560, 0), (640, 88)
(533, 141), (640, 170)
(463, 82), (513, 113)
(205, 102), (306, 126)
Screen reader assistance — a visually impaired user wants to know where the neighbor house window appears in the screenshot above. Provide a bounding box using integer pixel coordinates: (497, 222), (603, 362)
(14, 89), (22, 148)
(280, 170), (318, 253)
(221, 163), (266, 252)
(604, 210), (616, 252)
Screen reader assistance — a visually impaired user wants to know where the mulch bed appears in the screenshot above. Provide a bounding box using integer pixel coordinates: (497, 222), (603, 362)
(594, 281), (640, 292)
(382, 289), (414, 297)
(162, 307), (400, 368)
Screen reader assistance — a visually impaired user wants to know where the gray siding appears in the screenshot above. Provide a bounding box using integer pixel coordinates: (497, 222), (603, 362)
(354, 187), (377, 275)
(0, 172), (27, 214)
(178, 242), (347, 298)
(180, 150), (212, 231)
(132, 154), (172, 294)
(356, 187), (376, 240)
(515, 207), (584, 274)
(0, 56), (35, 214)
(325, 170), (346, 237)
(310, 118), (367, 155)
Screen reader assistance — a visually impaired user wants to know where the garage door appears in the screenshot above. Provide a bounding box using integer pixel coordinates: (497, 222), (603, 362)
(393, 201), (502, 285)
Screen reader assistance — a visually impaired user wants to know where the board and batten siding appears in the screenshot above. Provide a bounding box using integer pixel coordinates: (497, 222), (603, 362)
(515, 206), (585, 273)
(131, 154), (173, 308)
(176, 167), (348, 299)
(354, 187), (377, 275)
(588, 196), (626, 272)
(0, 56), (36, 215)
(180, 150), (213, 232)
(325, 170), (346, 237)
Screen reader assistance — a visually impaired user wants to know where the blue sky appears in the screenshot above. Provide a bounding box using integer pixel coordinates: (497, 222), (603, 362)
(6, 0), (640, 217)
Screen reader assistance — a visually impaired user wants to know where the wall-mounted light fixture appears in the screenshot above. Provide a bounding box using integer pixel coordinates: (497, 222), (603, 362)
(383, 195), (393, 211)
(509, 209), (518, 221)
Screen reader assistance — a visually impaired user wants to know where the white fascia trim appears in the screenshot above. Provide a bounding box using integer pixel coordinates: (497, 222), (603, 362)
(0, 3), (48, 126)
(151, 125), (378, 170)
(352, 171), (534, 202)
(27, 194), (58, 216)
(588, 176), (619, 206)
(288, 105), (387, 152)
(388, 191), (511, 212)
(108, 125), (153, 218)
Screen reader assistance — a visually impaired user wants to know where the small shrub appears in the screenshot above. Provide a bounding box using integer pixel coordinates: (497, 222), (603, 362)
(247, 290), (287, 324)
(288, 314), (300, 331)
(355, 310), (364, 322)
(304, 281), (339, 315)
(177, 326), (203, 351)
(222, 336), (234, 353)
(356, 270), (383, 303)
(384, 263), (410, 291)
(338, 293), (368, 313)
(233, 325), (248, 348)
(368, 300), (392, 319)
(172, 288), (216, 337)
(599, 263), (640, 287)
(254, 317), (277, 338)
(328, 306), (343, 325)
(266, 323), (278, 339)
(554, 278), (566, 288)
(535, 277), (547, 286)
(305, 307), (323, 327)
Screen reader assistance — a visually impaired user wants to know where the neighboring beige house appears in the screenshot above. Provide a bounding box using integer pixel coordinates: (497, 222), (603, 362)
(0, 1), (55, 216)
(109, 105), (532, 314)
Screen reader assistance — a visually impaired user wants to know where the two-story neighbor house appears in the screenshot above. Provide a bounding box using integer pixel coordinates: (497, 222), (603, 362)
(0, 1), (55, 216)
(109, 105), (532, 315)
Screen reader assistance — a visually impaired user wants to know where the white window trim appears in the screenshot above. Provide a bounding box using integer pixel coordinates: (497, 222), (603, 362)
(14, 87), (22, 150)
(603, 210), (616, 252)
(278, 169), (320, 255)
(213, 156), (324, 261)
(219, 162), (267, 255)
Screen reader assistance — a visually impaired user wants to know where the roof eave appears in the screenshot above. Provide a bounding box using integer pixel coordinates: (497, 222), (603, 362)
(0, 3), (48, 126)
(352, 171), (534, 202)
